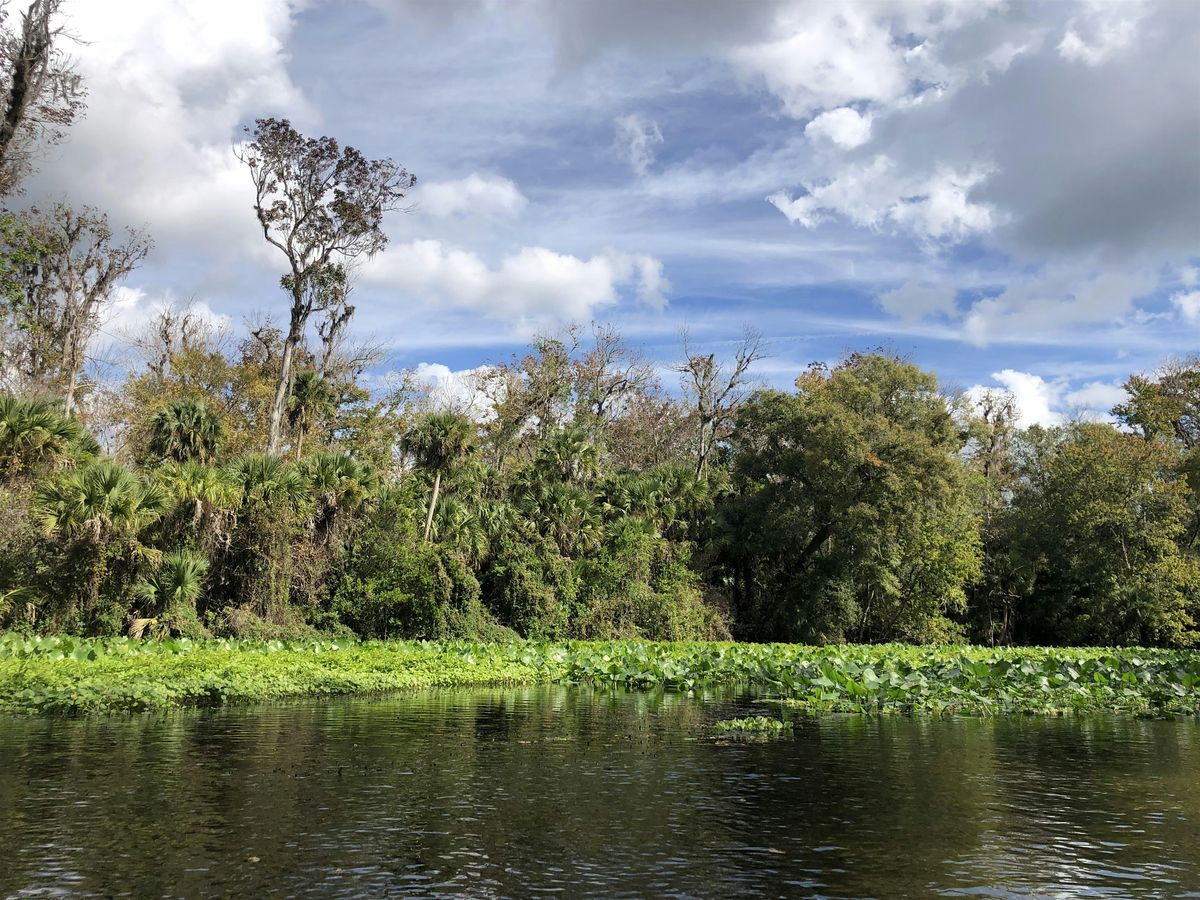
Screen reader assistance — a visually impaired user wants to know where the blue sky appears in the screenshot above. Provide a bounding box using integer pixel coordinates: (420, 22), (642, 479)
(26, 0), (1200, 426)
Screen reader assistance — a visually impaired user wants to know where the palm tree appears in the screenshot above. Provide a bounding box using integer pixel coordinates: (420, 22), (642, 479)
(287, 371), (337, 458)
(35, 460), (167, 615)
(535, 425), (600, 484)
(302, 451), (377, 546)
(226, 454), (307, 509)
(400, 412), (476, 542)
(134, 550), (209, 617)
(0, 394), (97, 480)
(431, 495), (488, 564)
(155, 461), (235, 549)
(146, 398), (223, 464)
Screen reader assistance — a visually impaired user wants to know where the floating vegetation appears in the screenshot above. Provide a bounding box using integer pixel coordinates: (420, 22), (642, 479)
(712, 716), (792, 735)
(559, 641), (1200, 717)
(1, 635), (1197, 716)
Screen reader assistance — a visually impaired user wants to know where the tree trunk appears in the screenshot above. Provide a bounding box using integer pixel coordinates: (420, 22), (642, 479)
(63, 362), (79, 417)
(423, 472), (441, 542)
(267, 336), (298, 455)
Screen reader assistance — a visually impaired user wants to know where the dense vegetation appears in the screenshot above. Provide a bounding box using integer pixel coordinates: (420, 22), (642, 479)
(0, 2), (1197, 653)
(2, 636), (1196, 715)
(1, 341), (1197, 649)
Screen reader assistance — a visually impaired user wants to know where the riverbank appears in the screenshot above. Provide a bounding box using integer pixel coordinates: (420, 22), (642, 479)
(1, 635), (1197, 715)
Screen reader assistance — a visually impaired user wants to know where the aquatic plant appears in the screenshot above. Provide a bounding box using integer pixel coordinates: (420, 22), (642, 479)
(712, 715), (792, 734)
(1, 635), (1197, 716)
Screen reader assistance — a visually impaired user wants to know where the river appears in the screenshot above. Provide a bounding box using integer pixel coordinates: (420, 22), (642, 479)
(1, 686), (1197, 897)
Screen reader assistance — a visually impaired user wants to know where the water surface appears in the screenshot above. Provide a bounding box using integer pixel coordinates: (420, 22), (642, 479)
(1, 687), (1197, 897)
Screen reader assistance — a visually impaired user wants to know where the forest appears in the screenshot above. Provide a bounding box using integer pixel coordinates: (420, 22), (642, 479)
(1, 1), (1198, 652)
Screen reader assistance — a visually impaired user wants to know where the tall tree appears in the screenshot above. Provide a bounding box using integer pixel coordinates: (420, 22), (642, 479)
(401, 411), (475, 542)
(720, 353), (980, 642)
(0, 0), (86, 195)
(1, 204), (151, 414)
(235, 118), (414, 455)
(1006, 423), (1198, 647)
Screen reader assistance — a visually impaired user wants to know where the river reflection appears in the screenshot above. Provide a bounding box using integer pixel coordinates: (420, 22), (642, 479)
(1, 687), (1197, 897)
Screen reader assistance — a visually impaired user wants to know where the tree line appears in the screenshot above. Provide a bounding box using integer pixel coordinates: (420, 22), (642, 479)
(0, 1), (1196, 646)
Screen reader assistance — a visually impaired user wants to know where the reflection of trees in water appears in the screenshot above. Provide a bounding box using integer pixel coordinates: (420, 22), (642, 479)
(0, 697), (1197, 896)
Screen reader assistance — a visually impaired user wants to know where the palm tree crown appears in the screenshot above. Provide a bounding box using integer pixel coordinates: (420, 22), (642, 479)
(147, 398), (223, 464)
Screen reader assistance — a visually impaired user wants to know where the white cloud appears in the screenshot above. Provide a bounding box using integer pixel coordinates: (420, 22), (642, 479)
(29, 0), (306, 259)
(969, 369), (1126, 428)
(804, 107), (873, 148)
(768, 157), (995, 243)
(411, 362), (496, 418)
(727, 6), (908, 119)
(364, 240), (668, 320)
(1058, 2), (1146, 66)
(988, 369), (1061, 428)
(613, 113), (664, 175)
(1173, 291), (1200, 323)
(877, 280), (957, 321)
(1063, 380), (1127, 411)
(415, 173), (528, 219)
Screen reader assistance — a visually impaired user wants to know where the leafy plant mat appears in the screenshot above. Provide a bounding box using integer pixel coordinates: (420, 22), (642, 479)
(1, 635), (1197, 716)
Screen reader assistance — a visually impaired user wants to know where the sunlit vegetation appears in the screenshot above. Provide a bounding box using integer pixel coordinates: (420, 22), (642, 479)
(2, 636), (1196, 715)
(712, 716), (792, 734)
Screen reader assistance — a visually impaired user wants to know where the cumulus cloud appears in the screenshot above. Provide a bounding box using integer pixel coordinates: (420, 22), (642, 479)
(1058, 2), (1146, 66)
(411, 362), (496, 418)
(363, 241), (668, 321)
(969, 369), (1126, 428)
(804, 107), (873, 149)
(768, 157), (996, 243)
(1063, 380), (1128, 411)
(100, 287), (232, 338)
(613, 113), (664, 175)
(414, 173), (528, 219)
(27, 0), (305, 260)
(1173, 291), (1200, 323)
(727, 6), (909, 119)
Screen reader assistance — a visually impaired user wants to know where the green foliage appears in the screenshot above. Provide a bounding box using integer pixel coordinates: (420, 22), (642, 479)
(719, 354), (981, 642)
(1003, 423), (1199, 647)
(145, 398), (223, 464)
(0, 394), (98, 481)
(332, 535), (506, 641)
(712, 716), (792, 734)
(0, 637), (1195, 716)
(1, 345), (1198, 655)
(134, 550), (209, 617)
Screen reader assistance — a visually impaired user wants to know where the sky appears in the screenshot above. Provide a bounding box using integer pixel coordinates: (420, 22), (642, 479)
(21, 0), (1200, 427)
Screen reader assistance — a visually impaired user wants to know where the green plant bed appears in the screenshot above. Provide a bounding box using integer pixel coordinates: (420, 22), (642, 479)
(1, 635), (1198, 715)
(712, 715), (793, 735)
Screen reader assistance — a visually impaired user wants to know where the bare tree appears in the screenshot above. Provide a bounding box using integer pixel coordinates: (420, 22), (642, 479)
(0, 0), (86, 195)
(235, 117), (415, 455)
(5, 203), (150, 414)
(572, 322), (655, 426)
(675, 326), (765, 477)
(126, 298), (226, 382)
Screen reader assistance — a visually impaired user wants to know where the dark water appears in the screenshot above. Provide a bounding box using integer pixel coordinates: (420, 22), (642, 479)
(1, 688), (1198, 898)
